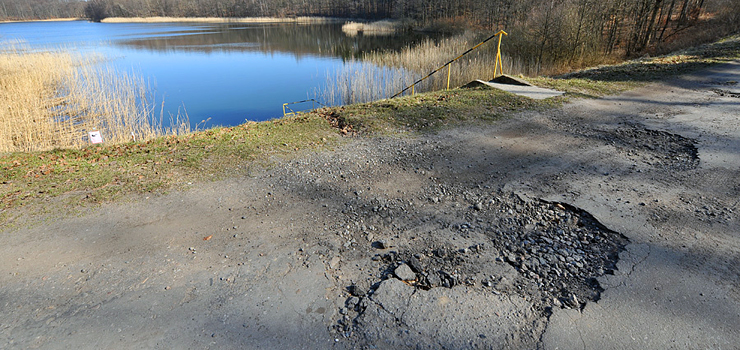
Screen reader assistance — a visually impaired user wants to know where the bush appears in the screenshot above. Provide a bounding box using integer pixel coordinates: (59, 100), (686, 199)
(84, 0), (109, 22)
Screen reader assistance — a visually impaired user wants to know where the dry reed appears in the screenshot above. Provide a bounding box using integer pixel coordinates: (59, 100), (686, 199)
(341, 20), (404, 37)
(101, 16), (336, 24)
(0, 44), (189, 153)
(320, 61), (417, 105)
(0, 18), (81, 24)
(322, 31), (535, 104)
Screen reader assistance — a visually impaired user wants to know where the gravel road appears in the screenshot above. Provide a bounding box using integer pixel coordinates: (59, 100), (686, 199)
(1, 62), (739, 349)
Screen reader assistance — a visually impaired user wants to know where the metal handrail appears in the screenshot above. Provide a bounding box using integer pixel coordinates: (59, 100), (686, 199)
(391, 30), (508, 99)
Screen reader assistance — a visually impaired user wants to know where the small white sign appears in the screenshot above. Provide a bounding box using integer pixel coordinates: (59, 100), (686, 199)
(89, 131), (103, 144)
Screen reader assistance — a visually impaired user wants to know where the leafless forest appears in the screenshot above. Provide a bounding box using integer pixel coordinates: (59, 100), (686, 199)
(2, 0), (739, 64)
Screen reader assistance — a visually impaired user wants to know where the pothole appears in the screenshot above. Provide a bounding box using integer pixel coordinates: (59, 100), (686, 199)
(596, 124), (699, 171)
(334, 188), (629, 336)
(366, 198), (625, 304)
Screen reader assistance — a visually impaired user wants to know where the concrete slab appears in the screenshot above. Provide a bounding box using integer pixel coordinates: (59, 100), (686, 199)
(464, 79), (564, 100)
(491, 74), (533, 86)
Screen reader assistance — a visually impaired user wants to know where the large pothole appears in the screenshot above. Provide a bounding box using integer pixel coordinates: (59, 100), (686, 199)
(333, 186), (629, 337)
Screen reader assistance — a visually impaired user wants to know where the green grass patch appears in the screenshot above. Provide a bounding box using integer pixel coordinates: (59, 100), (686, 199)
(1, 114), (337, 212)
(0, 87), (554, 214)
(330, 87), (560, 134)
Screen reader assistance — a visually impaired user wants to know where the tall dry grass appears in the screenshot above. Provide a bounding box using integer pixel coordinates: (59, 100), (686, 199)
(101, 16), (335, 24)
(0, 44), (189, 153)
(319, 61), (417, 105)
(341, 20), (406, 37)
(322, 31), (536, 104)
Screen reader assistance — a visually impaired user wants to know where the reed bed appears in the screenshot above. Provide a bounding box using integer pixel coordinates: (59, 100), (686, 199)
(341, 20), (405, 37)
(0, 44), (188, 153)
(101, 16), (335, 24)
(322, 31), (535, 104)
(319, 61), (418, 105)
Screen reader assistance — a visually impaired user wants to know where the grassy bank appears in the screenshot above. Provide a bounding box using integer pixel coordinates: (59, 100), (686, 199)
(0, 87), (553, 221)
(530, 33), (740, 98)
(0, 45), (188, 153)
(100, 16), (337, 24)
(0, 114), (336, 215)
(2, 33), (739, 220)
(0, 18), (81, 24)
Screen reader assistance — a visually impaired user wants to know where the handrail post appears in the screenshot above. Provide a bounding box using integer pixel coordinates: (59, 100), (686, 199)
(390, 30), (508, 99)
(493, 30), (508, 79)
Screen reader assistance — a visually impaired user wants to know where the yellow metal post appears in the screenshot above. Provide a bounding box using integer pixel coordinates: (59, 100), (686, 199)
(493, 30), (508, 79)
(390, 30), (508, 99)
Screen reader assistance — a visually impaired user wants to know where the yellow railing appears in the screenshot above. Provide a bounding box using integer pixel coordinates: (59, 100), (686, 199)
(282, 98), (324, 117)
(391, 30), (508, 99)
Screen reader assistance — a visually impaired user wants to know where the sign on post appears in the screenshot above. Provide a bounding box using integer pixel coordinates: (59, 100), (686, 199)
(89, 131), (103, 144)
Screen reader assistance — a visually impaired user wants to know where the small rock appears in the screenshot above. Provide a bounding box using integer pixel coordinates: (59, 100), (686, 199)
(346, 296), (360, 309)
(428, 273), (442, 287)
(553, 297), (562, 308)
(563, 293), (580, 309)
(375, 240), (388, 249)
(408, 257), (424, 273)
(473, 202), (483, 211)
(350, 282), (368, 297)
(329, 256), (341, 269)
(395, 263), (416, 281)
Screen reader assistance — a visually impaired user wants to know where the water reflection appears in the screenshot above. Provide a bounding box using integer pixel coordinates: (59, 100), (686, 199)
(116, 23), (442, 59)
(1, 21), (443, 127)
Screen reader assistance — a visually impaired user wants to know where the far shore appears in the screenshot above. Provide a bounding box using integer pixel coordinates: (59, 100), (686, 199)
(0, 17), (82, 24)
(101, 16), (342, 24)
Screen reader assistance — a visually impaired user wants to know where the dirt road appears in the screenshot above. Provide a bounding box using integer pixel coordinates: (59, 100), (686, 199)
(2, 62), (739, 349)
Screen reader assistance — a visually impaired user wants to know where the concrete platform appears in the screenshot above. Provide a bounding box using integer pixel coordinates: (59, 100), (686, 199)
(464, 76), (564, 100)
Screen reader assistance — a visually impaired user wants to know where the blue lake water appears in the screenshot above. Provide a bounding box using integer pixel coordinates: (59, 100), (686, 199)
(0, 20), (436, 128)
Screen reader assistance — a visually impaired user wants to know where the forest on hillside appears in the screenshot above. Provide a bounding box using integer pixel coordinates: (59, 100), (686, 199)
(2, 0), (739, 61)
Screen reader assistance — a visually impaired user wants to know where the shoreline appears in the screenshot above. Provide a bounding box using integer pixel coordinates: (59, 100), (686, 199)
(0, 17), (82, 24)
(100, 16), (342, 24)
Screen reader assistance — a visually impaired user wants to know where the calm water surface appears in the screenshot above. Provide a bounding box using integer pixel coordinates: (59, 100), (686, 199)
(0, 20), (435, 127)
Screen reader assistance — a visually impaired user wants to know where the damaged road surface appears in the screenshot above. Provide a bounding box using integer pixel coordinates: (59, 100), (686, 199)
(2, 62), (740, 349)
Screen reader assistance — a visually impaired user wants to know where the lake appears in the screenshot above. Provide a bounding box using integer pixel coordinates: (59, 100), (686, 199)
(0, 20), (437, 128)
